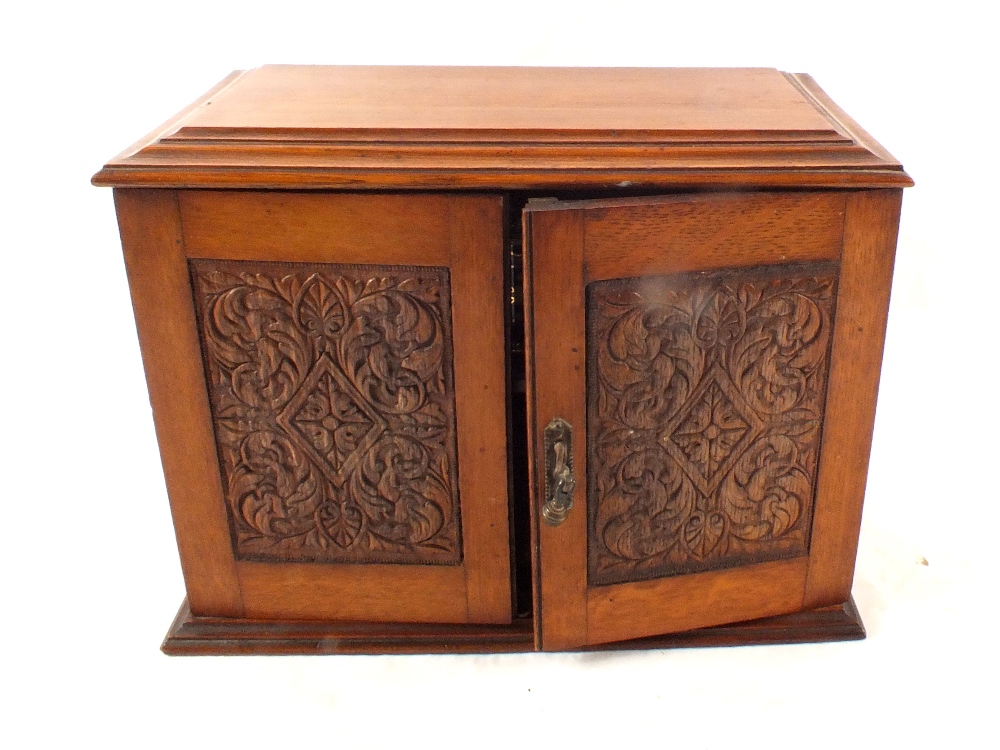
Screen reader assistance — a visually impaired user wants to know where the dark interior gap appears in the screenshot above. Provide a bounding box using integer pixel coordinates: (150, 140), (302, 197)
(507, 193), (531, 618)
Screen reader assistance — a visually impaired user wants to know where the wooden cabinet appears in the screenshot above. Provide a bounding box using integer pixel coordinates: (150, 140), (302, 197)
(93, 66), (911, 654)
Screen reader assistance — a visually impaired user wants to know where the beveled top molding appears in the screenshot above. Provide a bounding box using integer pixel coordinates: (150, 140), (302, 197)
(92, 66), (912, 190)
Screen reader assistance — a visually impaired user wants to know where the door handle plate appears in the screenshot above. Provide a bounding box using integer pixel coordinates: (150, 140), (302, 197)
(542, 418), (575, 526)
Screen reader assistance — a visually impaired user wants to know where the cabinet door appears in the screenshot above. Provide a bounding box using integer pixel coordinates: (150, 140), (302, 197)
(523, 191), (900, 649)
(116, 190), (512, 624)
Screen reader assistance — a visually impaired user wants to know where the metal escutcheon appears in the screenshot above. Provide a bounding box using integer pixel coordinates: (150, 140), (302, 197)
(542, 418), (575, 526)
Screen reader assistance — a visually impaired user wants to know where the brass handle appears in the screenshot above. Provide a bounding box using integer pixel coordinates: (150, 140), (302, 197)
(543, 418), (575, 526)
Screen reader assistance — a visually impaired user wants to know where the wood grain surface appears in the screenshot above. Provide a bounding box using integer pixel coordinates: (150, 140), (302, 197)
(804, 190), (903, 607)
(102, 68), (909, 654)
(524, 208), (589, 650)
(587, 557), (809, 644)
(92, 66), (912, 190)
(576, 192), (846, 282)
(115, 189), (245, 617)
(161, 595), (862, 655)
(524, 190), (875, 648)
(178, 66), (838, 132)
(448, 197), (513, 623)
(124, 190), (513, 624)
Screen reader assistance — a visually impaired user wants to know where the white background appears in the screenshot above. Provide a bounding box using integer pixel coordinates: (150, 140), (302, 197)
(3, 1), (997, 747)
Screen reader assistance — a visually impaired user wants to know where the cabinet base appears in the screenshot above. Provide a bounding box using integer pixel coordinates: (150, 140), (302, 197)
(162, 597), (864, 655)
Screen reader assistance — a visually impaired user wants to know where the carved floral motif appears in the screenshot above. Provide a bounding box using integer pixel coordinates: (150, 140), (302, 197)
(190, 260), (461, 564)
(587, 264), (837, 585)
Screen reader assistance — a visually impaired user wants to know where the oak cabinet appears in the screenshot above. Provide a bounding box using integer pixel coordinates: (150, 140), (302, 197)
(94, 66), (911, 654)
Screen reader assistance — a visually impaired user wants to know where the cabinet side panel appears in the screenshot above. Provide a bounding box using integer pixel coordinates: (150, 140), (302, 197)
(114, 189), (244, 617)
(804, 190), (902, 607)
(449, 196), (513, 624)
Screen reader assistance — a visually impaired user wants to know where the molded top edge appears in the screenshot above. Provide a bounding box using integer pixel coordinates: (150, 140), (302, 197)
(93, 66), (912, 189)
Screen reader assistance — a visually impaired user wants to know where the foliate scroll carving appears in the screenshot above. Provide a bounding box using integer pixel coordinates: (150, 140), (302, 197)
(587, 263), (838, 586)
(190, 259), (462, 565)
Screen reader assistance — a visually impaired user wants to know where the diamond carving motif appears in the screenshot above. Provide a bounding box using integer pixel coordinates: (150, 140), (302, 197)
(277, 356), (386, 484)
(587, 264), (838, 586)
(661, 365), (764, 496)
(190, 259), (461, 565)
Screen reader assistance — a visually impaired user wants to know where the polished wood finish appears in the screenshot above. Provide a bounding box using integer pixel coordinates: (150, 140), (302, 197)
(162, 599), (534, 656)
(98, 67), (910, 655)
(178, 66), (841, 131)
(579, 192), (846, 282)
(120, 189), (512, 625)
(587, 558), (809, 645)
(179, 192), (453, 263)
(524, 208), (589, 651)
(598, 596), (864, 651)
(804, 190), (903, 608)
(162, 595), (862, 655)
(524, 192), (860, 649)
(449, 197), (515, 623)
(92, 66), (912, 191)
(116, 189), (245, 617)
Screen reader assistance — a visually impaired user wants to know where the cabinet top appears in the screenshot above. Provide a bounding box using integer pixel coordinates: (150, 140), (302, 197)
(93, 65), (912, 190)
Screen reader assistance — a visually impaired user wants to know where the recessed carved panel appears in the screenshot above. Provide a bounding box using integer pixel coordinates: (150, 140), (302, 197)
(190, 259), (462, 565)
(587, 264), (837, 586)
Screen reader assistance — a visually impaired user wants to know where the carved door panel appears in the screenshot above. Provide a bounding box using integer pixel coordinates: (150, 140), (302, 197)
(125, 190), (512, 624)
(524, 191), (882, 649)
